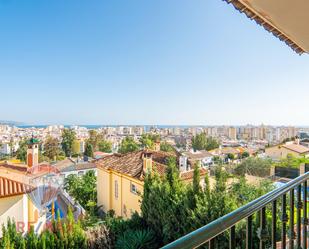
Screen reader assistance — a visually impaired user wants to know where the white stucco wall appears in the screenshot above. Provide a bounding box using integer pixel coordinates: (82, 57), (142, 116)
(0, 195), (28, 237)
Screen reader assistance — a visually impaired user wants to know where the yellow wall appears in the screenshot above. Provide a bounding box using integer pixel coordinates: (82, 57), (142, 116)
(97, 168), (111, 211)
(265, 146), (301, 159)
(97, 167), (143, 218)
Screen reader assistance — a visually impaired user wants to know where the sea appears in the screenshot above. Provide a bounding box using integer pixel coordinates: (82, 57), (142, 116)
(16, 124), (198, 131)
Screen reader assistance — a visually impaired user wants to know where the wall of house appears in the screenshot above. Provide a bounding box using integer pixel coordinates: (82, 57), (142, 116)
(121, 176), (143, 218)
(265, 146), (300, 159)
(97, 168), (143, 218)
(0, 195), (27, 237)
(0, 194), (47, 237)
(97, 168), (111, 212)
(111, 173), (122, 216)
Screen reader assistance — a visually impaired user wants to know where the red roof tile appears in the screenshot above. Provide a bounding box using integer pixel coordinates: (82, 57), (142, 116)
(0, 176), (32, 198)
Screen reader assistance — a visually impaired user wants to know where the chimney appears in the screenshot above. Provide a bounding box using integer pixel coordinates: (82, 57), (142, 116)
(154, 141), (160, 152)
(143, 152), (152, 174)
(179, 156), (188, 172)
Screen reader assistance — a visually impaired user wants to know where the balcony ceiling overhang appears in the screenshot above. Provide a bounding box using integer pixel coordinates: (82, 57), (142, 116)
(224, 0), (309, 54)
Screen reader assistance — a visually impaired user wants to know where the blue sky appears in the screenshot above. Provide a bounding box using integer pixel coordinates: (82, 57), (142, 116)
(0, 0), (308, 125)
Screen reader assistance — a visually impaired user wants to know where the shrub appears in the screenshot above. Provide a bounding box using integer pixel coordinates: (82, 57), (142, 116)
(115, 229), (158, 249)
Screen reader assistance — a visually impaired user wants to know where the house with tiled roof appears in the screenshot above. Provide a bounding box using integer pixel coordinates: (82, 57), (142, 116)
(0, 172), (46, 237)
(95, 148), (207, 218)
(265, 140), (309, 160)
(53, 158), (97, 178)
(0, 138), (48, 236)
(0, 138), (66, 237)
(182, 150), (214, 168)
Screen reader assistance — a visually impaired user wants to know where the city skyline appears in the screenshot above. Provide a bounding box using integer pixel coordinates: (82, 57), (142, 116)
(1, 0), (309, 125)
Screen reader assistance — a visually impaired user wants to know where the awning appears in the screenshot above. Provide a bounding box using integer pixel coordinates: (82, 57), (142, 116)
(224, 0), (309, 54)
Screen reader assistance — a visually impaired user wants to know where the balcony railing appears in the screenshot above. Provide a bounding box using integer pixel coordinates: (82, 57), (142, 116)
(162, 171), (309, 249)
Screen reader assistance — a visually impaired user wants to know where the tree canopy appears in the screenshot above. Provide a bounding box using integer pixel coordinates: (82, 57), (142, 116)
(234, 157), (273, 177)
(84, 143), (94, 158)
(274, 153), (309, 168)
(160, 142), (175, 153)
(98, 140), (112, 153)
(139, 134), (160, 150)
(61, 129), (76, 157)
(16, 139), (28, 162)
(191, 133), (219, 151)
(118, 136), (139, 154)
(44, 136), (63, 161)
(141, 160), (274, 247)
(64, 170), (97, 215)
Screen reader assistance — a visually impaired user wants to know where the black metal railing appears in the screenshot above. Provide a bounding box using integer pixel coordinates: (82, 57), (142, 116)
(162, 171), (309, 249)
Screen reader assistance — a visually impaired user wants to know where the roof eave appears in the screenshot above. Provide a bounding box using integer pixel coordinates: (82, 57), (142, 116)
(223, 0), (306, 55)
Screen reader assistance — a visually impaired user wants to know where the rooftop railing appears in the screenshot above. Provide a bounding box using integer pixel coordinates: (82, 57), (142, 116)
(162, 171), (309, 249)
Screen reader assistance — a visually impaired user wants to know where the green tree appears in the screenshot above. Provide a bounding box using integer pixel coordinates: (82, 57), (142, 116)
(192, 163), (201, 195)
(139, 134), (160, 149)
(191, 133), (219, 151)
(84, 142), (94, 157)
(16, 139), (28, 162)
(141, 157), (188, 244)
(235, 157), (272, 177)
(274, 154), (309, 169)
(160, 142), (174, 153)
(64, 170), (97, 214)
(87, 130), (104, 151)
(241, 151), (250, 158)
(44, 136), (61, 161)
(61, 129), (76, 157)
(226, 153), (235, 161)
(118, 136), (140, 154)
(98, 140), (112, 153)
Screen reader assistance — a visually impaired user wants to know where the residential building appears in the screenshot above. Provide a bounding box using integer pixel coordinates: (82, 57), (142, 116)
(96, 149), (207, 218)
(0, 175), (46, 237)
(0, 139), (46, 237)
(228, 127), (237, 140)
(0, 143), (11, 155)
(265, 141), (309, 160)
(182, 150), (214, 168)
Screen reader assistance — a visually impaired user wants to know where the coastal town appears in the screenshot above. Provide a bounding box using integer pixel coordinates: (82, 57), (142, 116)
(1, 122), (309, 247)
(0, 124), (307, 158)
(1, 0), (309, 248)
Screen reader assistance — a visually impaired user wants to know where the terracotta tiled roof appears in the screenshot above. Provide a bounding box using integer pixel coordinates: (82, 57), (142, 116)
(0, 176), (32, 198)
(282, 144), (309, 154)
(95, 149), (207, 182)
(0, 162), (28, 173)
(210, 147), (241, 155)
(183, 150), (213, 160)
(60, 162), (97, 173)
(180, 167), (208, 181)
(95, 150), (178, 179)
(96, 150), (145, 179)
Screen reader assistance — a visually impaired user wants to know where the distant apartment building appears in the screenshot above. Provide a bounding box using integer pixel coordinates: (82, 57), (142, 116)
(132, 126), (144, 136)
(228, 127), (237, 140)
(0, 143), (11, 155)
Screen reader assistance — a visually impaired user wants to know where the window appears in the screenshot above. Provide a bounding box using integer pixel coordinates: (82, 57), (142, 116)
(115, 180), (118, 199)
(130, 182), (137, 194)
